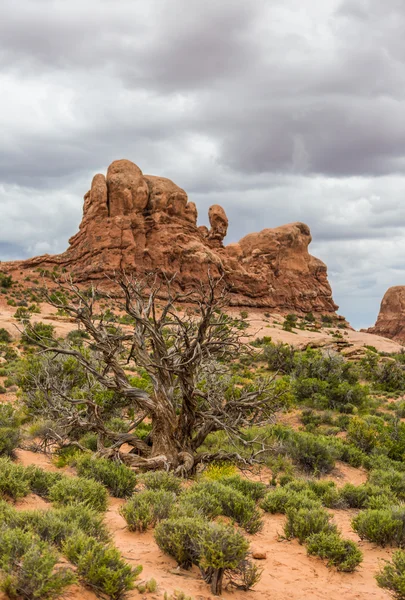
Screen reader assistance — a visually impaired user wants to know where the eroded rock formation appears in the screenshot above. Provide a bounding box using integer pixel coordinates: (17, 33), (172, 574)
(367, 286), (405, 343)
(9, 159), (338, 312)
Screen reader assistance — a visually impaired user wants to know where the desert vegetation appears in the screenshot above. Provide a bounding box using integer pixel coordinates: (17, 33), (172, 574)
(2, 272), (405, 597)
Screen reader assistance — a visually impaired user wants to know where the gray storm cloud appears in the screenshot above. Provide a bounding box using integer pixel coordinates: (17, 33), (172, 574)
(1, 0), (405, 328)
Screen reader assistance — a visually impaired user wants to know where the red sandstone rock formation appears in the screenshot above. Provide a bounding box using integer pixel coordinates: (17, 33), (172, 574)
(6, 159), (338, 313)
(367, 286), (405, 343)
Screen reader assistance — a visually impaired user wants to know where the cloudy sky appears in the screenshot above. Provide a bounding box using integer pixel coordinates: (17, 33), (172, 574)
(1, 0), (405, 328)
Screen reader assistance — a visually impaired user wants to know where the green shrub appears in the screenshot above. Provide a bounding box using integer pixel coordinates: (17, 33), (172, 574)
(22, 322), (55, 345)
(288, 432), (337, 474)
(217, 475), (267, 501)
(0, 405), (20, 457)
(49, 476), (108, 512)
(285, 506), (337, 543)
(0, 273), (13, 289)
(199, 523), (250, 595)
(25, 466), (65, 498)
(154, 517), (209, 569)
(306, 531), (363, 572)
(0, 458), (30, 500)
(78, 432), (98, 451)
(368, 469), (405, 500)
(376, 549), (405, 598)
(0, 329), (11, 343)
(140, 470), (182, 495)
(352, 507), (405, 547)
(308, 480), (343, 508)
(180, 481), (263, 533)
(261, 487), (291, 513)
(74, 454), (136, 498)
(340, 483), (397, 509)
(0, 427), (20, 457)
(22, 505), (110, 547)
(0, 526), (75, 599)
(120, 490), (175, 532)
(261, 486), (321, 514)
(63, 532), (141, 600)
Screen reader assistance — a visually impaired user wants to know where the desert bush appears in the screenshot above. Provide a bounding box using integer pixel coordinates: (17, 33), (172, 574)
(368, 469), (405, 500)
(376, 549), (405, 599)
(199, 523), (250, 595)
(0, 404), (21, 457)
(288, 432), (337, 474)
(140, 470), (182, 495)
(306, 480), (343, 508)
(347, 417), (387, 453)
(264, 342), (296, 374)
(25, 466), (65, 498)
(22, 504), (110, 547)
(63, 532), (141, 600)
(284, 506), (337, 543)
(306, 531), (363, 572)
(180, 480), (263, 533)
(21, 321), (55, 345)
(261, 487), (320, 514)
(120, 490), (175, 532)
(261, 487), (291, 513)
(0, 273), (13, 289)
(48, 476), (108, 512)
(0, 458), (30, 500)
(78, 432), (98, 451)
(340, 483), (397, 509)
(0, 329), (11, 343)
(0, 427), (20, 458)
(154, 517), (209, 569)
(74, 454), (136, 498)
(217, 475), (267, 501)
(352, 507), (405, 547)
(0, 526), (75, 599)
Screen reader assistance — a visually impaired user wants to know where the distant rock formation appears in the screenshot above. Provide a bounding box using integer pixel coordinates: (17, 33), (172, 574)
(367, 286), (405, 343)
(7, 159), (338, 312)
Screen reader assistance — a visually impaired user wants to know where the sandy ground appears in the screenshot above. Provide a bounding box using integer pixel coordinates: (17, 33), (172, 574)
(6, 449), (391, 600)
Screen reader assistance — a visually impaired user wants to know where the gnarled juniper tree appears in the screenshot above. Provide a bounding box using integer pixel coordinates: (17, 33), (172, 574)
(20, 272), (287, 474)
